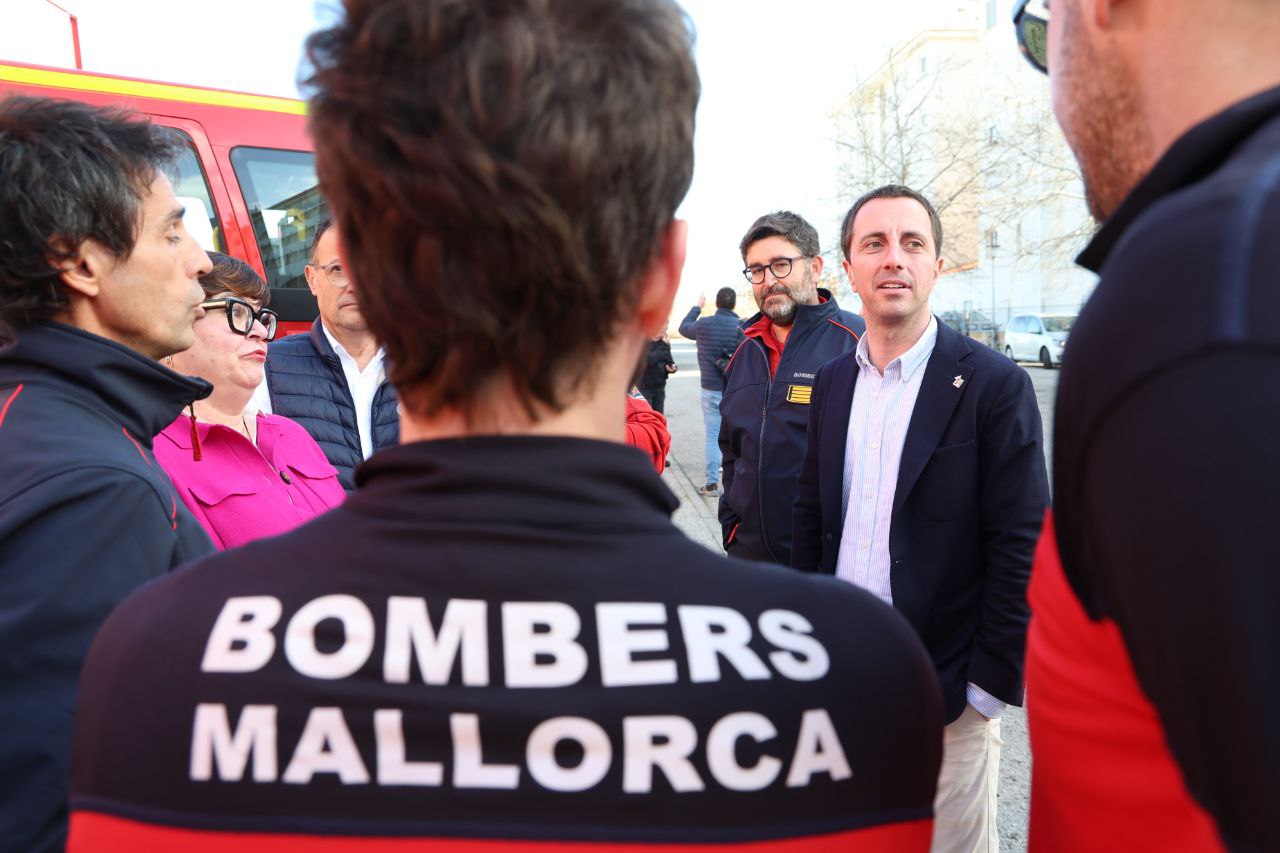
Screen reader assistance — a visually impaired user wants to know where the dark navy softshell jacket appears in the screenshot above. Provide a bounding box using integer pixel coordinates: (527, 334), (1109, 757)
(0, 322), (214, 852)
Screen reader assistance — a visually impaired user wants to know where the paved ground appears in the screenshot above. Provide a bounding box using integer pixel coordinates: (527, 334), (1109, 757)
(659, 338), (1058, 852)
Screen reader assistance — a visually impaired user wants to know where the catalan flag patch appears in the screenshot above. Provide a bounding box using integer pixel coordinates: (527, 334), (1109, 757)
(786, 384), (813, 405)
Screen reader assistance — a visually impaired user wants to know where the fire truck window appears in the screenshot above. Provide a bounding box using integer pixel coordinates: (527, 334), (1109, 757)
(169, 139), (224, 253)
(229, 147), (327, 291)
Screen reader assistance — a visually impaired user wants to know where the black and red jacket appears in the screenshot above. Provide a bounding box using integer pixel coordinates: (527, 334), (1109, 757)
(717, 291), (863, 564)
(70, 435), (942, 850)
(0, 321), (214, 851)
(1029, 84), (1280, 850)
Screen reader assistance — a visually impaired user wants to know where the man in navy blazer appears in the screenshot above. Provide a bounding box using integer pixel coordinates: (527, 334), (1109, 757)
(792, 185), (1048, 853)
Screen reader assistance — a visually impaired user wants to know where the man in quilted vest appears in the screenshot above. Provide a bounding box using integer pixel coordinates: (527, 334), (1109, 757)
(255, 220), (399, 490)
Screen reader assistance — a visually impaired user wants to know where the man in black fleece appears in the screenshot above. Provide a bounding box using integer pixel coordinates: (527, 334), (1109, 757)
(68, 1), (944, 849)
(0, 96), (215, 851)
(637, 332), (677, 414)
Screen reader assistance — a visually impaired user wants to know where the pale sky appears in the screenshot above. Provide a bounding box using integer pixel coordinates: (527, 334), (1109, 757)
(2, 0), (981, 317)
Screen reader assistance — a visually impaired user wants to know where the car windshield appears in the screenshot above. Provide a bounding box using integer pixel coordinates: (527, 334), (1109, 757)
(1042, 315), (1075, 332)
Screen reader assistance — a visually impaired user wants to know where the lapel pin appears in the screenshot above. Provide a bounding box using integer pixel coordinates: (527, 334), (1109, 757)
(953, 375), (965, 389)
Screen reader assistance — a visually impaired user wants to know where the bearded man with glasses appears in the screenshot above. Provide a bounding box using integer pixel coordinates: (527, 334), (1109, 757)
(252, 218), (400, 491)
(1011, 0), (1280, 849)
(717, 211), (864, 565)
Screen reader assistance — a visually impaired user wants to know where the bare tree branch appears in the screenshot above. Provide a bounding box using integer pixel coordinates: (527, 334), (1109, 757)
(832, 38), (1091, 275)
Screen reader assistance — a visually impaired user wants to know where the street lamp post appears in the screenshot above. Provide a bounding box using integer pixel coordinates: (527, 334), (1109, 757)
(987, 229), (999, 350)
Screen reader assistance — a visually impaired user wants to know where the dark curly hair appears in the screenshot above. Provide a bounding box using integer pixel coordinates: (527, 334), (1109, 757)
(0, 96), (183, 336)
(304, 0), (699, 420)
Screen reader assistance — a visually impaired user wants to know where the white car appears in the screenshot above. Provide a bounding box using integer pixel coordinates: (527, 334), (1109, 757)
(1004, 313), (1074, 368)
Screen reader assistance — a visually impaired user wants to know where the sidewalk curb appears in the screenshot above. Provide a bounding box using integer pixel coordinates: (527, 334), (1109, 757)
(662, 449), (724, 555)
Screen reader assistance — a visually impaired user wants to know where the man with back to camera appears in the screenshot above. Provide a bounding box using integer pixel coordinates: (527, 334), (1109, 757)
(0, 96), (215, 851)
(1010, 1), (1280, 849)
(256, 218), (398, 491)
(65, 1), (947, 849)
(792, 185), (1048, 853)
(678, 286), (744, 496)
(718, 212), (865, 564)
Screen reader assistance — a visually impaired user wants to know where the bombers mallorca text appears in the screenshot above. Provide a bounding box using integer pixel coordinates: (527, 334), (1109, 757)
(190, 595), (853, 794)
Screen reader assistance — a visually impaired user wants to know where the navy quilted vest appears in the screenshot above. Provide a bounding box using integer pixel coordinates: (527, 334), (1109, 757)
(265, 320), (399, 491)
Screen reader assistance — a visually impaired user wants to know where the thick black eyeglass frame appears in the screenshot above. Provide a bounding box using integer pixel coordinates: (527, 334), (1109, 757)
(1013, 0), (1049, 75)
(200, 297), (280, 342)
(742, 255), (808, 285)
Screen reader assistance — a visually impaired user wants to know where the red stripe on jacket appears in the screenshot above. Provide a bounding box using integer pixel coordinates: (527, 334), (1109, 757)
(69, 812), (935, 853)
(0, 383), (24, 428)
(826, 318), (861, 340)
(1026, 512), (1224, 852)
(121, 428), (152, 465)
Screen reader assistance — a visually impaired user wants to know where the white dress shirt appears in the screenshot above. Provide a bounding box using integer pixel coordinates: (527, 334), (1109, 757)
(252, 324), (387, 460)
(834, 316), (1003, 718)
(836, 316), (936, 598)
(322, 325), (386, 460)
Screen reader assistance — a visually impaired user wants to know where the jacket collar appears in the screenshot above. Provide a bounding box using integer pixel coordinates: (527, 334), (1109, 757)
(308, 317), (341, 365)
(1079, 83), (1280, 272)
(351, 435), (679, 531)
(0, 321), (211, 441)
(854, 315), (938, 381)
(740, 288), (842, 333)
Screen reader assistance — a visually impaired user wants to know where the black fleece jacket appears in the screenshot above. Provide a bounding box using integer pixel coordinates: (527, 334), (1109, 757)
(0, 322), (214, 852)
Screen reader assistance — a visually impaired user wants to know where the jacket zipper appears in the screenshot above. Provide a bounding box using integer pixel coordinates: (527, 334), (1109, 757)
(754, 336), (780, 564)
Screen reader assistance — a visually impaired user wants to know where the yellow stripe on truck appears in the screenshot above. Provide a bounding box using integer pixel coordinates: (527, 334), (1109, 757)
(0, 64), (306, 116)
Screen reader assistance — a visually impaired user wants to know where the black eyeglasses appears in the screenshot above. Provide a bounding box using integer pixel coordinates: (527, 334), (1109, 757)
(201, 297), (280, 341)
(1013, 0), (1049, 75)
(742, 255), (807, 285)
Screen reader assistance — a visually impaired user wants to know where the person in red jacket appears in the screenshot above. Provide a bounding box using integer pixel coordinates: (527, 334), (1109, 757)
(625, 391), (671, 474)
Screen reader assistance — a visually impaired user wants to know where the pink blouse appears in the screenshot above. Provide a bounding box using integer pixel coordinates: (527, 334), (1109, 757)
(155, 413), (345, 550)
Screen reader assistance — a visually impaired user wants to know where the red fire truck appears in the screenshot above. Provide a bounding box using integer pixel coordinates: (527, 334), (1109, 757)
(0, 59), (323, 334)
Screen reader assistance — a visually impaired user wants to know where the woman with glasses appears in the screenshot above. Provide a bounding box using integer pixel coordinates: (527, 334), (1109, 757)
(154, 252), (345, 549)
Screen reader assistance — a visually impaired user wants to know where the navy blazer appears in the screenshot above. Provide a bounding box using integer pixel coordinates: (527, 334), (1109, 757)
(792, 319), (1048, 724)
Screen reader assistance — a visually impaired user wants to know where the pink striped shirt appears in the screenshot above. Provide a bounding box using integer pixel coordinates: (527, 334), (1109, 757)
(834, 316), (1005, 718)
(836, 317), (937, 599)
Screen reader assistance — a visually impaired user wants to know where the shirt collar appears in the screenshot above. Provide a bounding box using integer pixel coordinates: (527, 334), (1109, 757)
(320, 321), (386, 372)
(854, 315), (938, 382)
(743, 312), (781, 346)
(1078, 83), (1280, 272)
